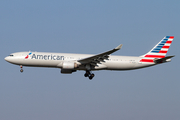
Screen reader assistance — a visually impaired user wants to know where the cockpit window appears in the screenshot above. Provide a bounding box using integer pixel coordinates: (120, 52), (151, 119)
(9, 55), (14, 57)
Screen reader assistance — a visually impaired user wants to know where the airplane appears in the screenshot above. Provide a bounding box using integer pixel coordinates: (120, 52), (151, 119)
(5, 36), (174, 80)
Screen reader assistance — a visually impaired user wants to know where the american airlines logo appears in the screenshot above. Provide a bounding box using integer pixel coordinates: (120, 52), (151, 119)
(31, 54), (64, 60)
(25, 52), (32, 59)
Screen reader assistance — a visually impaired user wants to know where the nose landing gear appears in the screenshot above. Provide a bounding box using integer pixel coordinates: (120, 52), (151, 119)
(20, 65), (23, 73)
(84, 70), (95, 80)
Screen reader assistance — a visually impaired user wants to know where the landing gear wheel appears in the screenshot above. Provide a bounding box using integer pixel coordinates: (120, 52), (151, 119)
(20, 65), (23, 73)
(84, 70), (90, 77)
(89, 74), (95, 80)
(84, 73), (89, 77)
(89, 76), (93, 80)
(20, 69), (23, 73)
(84, 70), (95, 80)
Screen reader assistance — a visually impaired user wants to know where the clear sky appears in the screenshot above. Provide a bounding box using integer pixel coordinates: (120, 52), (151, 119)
(0, 0), (180, 120)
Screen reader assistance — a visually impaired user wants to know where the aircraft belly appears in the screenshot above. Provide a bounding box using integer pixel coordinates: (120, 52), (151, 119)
(106, 61), (137, 70)
(134, 62), (155, 69)
(94, 64), (107, 70)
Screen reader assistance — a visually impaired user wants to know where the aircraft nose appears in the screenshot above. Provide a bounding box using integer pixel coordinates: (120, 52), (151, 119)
(4, 56), (10, 62)
(5, 56), (8, 61)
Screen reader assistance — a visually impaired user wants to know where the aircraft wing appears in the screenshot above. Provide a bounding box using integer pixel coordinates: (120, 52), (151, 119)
(78, 44), (123, 65)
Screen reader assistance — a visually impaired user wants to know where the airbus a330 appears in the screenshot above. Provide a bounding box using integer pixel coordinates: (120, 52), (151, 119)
(5, 36), (174, 80)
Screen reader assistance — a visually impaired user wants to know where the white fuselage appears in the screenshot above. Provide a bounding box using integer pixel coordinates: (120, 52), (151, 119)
(5, 52), (155, 71)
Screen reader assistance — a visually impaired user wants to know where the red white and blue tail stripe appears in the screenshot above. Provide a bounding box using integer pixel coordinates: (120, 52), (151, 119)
(140, 36), (174, 63)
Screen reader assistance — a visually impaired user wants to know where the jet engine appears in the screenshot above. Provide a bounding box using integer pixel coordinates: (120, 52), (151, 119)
(62, 61), (78, 69)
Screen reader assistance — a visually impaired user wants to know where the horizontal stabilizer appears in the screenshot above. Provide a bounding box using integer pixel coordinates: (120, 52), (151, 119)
(154, 55), (175, 64)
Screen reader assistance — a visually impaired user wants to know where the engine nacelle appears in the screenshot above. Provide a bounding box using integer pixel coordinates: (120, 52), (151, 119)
(61, 69), (76, 74)
(62, 61), (78, 69)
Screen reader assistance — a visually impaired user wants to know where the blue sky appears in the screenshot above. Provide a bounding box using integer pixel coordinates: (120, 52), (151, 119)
(0, 0), (180, 120)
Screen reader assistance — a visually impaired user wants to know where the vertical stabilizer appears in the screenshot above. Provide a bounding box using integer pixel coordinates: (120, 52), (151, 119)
(140, 36), (174, 63)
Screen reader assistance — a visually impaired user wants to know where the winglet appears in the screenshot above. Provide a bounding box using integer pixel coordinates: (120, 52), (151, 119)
(115, 44), (123, 50)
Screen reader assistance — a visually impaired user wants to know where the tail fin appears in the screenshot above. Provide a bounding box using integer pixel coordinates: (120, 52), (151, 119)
(140, 36), (174, 63)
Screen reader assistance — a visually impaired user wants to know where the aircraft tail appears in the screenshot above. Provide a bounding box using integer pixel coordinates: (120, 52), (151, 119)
(140, 36), (174, 63)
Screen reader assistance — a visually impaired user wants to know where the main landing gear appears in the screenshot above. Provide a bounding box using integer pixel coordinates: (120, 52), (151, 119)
(20, 65), (23, 73)
(84, 70), (95, 80)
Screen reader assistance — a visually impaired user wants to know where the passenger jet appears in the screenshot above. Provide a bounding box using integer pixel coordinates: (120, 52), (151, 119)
(5, 36), (174, 80)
